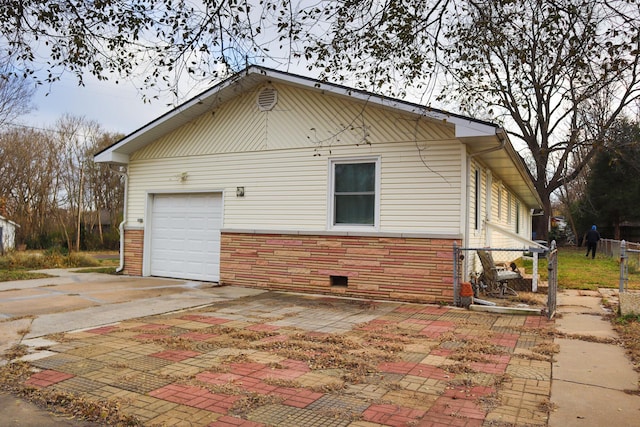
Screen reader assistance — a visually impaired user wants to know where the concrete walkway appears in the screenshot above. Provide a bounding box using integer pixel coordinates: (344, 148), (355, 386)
(549, 289), (640, 426)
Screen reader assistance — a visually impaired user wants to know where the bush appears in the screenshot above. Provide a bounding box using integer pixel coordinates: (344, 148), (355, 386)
(66, 252), (100, 268)
(0, 252), (48, 270)
(0, 250), (100, 270)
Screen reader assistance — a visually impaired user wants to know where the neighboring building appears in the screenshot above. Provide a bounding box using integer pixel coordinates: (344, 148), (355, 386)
(95, 66), (541, 303)
(0, 215), (19, 254)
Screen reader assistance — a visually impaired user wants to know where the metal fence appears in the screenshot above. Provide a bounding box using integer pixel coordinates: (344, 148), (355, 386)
(619, 240), (640, 293)
(601, 238), (640, 258)
(600, 239), (640, 292)
(453, 242), (557, 318)
(546, 241), (558, 319)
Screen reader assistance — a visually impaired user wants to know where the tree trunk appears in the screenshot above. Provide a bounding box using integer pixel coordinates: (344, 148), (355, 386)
(533, 188), (552, 242)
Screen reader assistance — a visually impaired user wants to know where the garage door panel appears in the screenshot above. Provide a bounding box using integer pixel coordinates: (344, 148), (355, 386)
(150, 193), (221, 281)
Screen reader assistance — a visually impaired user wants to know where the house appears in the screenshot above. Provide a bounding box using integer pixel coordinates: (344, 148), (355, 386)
(0, 215), (19, 254)
(95, 66), (542, 303)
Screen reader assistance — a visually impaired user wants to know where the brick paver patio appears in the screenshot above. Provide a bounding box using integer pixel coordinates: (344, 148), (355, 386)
(21, 291), (554, 426)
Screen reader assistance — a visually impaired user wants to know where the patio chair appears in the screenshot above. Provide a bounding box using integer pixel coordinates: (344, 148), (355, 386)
(476, 249), (521, 297)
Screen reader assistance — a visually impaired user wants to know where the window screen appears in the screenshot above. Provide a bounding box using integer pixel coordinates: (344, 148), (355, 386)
(334, 162), (376, 225)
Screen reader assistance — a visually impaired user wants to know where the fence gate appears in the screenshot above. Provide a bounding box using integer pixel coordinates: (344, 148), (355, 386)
(546, 241), (558, 319)
(453, 241), (558, 319)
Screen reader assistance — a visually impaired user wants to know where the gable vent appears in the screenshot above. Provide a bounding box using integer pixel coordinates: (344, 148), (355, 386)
(257, 87), (277, 111)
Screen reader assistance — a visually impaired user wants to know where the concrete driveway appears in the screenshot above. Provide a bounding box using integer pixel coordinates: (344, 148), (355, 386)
(0, 269), (262, 355)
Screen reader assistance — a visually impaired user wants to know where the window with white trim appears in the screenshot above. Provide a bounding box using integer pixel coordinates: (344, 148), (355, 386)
(330, 158), (379, 228)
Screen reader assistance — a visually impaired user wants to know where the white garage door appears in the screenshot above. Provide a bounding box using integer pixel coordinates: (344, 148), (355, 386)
(150, 193), (222, 281)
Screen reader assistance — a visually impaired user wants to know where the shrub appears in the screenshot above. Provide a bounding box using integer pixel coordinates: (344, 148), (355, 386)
(0, 250), (100, 270)
(66, 252), (100, 268)
(0, 252), (48, 270)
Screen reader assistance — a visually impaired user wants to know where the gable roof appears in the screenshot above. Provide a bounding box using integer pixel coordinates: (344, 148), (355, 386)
(94, 66), (541, 208)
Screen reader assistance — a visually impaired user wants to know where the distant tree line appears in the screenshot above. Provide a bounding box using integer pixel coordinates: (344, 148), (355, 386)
(0, 116), (124, 251)
(559, 119), (640, 244)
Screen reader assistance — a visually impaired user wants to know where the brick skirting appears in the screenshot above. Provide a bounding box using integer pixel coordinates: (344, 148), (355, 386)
(221, 232), (459, 303)
(123, 228), (144, 276)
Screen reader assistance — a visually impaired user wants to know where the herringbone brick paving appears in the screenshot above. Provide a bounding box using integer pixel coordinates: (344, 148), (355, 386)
(22, 291), (554, 426)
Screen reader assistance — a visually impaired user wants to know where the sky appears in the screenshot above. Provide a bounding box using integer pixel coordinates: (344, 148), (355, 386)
(24, 67), (426, 138)
(27, 73), (176, 136)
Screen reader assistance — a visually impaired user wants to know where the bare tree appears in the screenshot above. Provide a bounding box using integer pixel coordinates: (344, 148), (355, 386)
(84, 132), (125, 248)
(439, 0), (640, 238)
(0, 58), (34, 129)
(53, 115), (107, 251)
(0, 117), (123, 249)
(0, 127), (61, 245)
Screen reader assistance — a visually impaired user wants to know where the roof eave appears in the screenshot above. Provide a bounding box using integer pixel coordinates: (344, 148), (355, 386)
(95, 66), (506, 164)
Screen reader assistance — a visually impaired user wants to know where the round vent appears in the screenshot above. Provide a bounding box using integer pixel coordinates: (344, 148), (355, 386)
(257, 87), (277, 111)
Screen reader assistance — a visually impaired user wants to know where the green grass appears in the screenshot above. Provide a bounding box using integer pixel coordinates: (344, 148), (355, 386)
(0, 270), (51, 282)
(75, 266), (118, 274)
(518, 246), (640, 290)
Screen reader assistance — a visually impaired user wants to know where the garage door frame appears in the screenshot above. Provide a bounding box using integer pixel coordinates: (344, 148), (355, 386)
(142, 190), (225, 280)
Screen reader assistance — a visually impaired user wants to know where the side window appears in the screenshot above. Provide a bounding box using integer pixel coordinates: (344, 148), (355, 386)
(330, 158), (379, 227)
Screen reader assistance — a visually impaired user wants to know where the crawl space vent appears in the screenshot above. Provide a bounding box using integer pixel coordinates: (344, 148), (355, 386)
(257, 87), (277, 111)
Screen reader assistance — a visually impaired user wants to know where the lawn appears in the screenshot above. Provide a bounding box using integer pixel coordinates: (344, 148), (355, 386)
(0, 251), (119, 282)
(0, 270), (50, 282)
(519, 246), (640, 290)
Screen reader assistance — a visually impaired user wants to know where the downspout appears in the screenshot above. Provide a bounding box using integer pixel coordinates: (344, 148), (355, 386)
(110, 165), (128, 273)
(464, 153), (471, 279)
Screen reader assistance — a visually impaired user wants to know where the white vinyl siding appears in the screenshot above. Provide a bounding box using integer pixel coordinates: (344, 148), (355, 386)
(466, 160), (486, 250)
(474, 169), (480, 230)
(487, 176), (533, 249)
(497, 185), (502, 220)
(132, 83), (456, 160)
(0, 218), (17, 251)
(126, 83), (464, 236)
(127, 140), (463, 235)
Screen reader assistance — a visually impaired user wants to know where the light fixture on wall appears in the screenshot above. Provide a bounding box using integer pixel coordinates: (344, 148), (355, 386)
(236, 187), (245, 197)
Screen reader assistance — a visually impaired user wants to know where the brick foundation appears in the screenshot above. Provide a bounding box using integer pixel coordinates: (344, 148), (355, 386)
(123, 228), (144, 276)
(221, 232), (459, 303)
